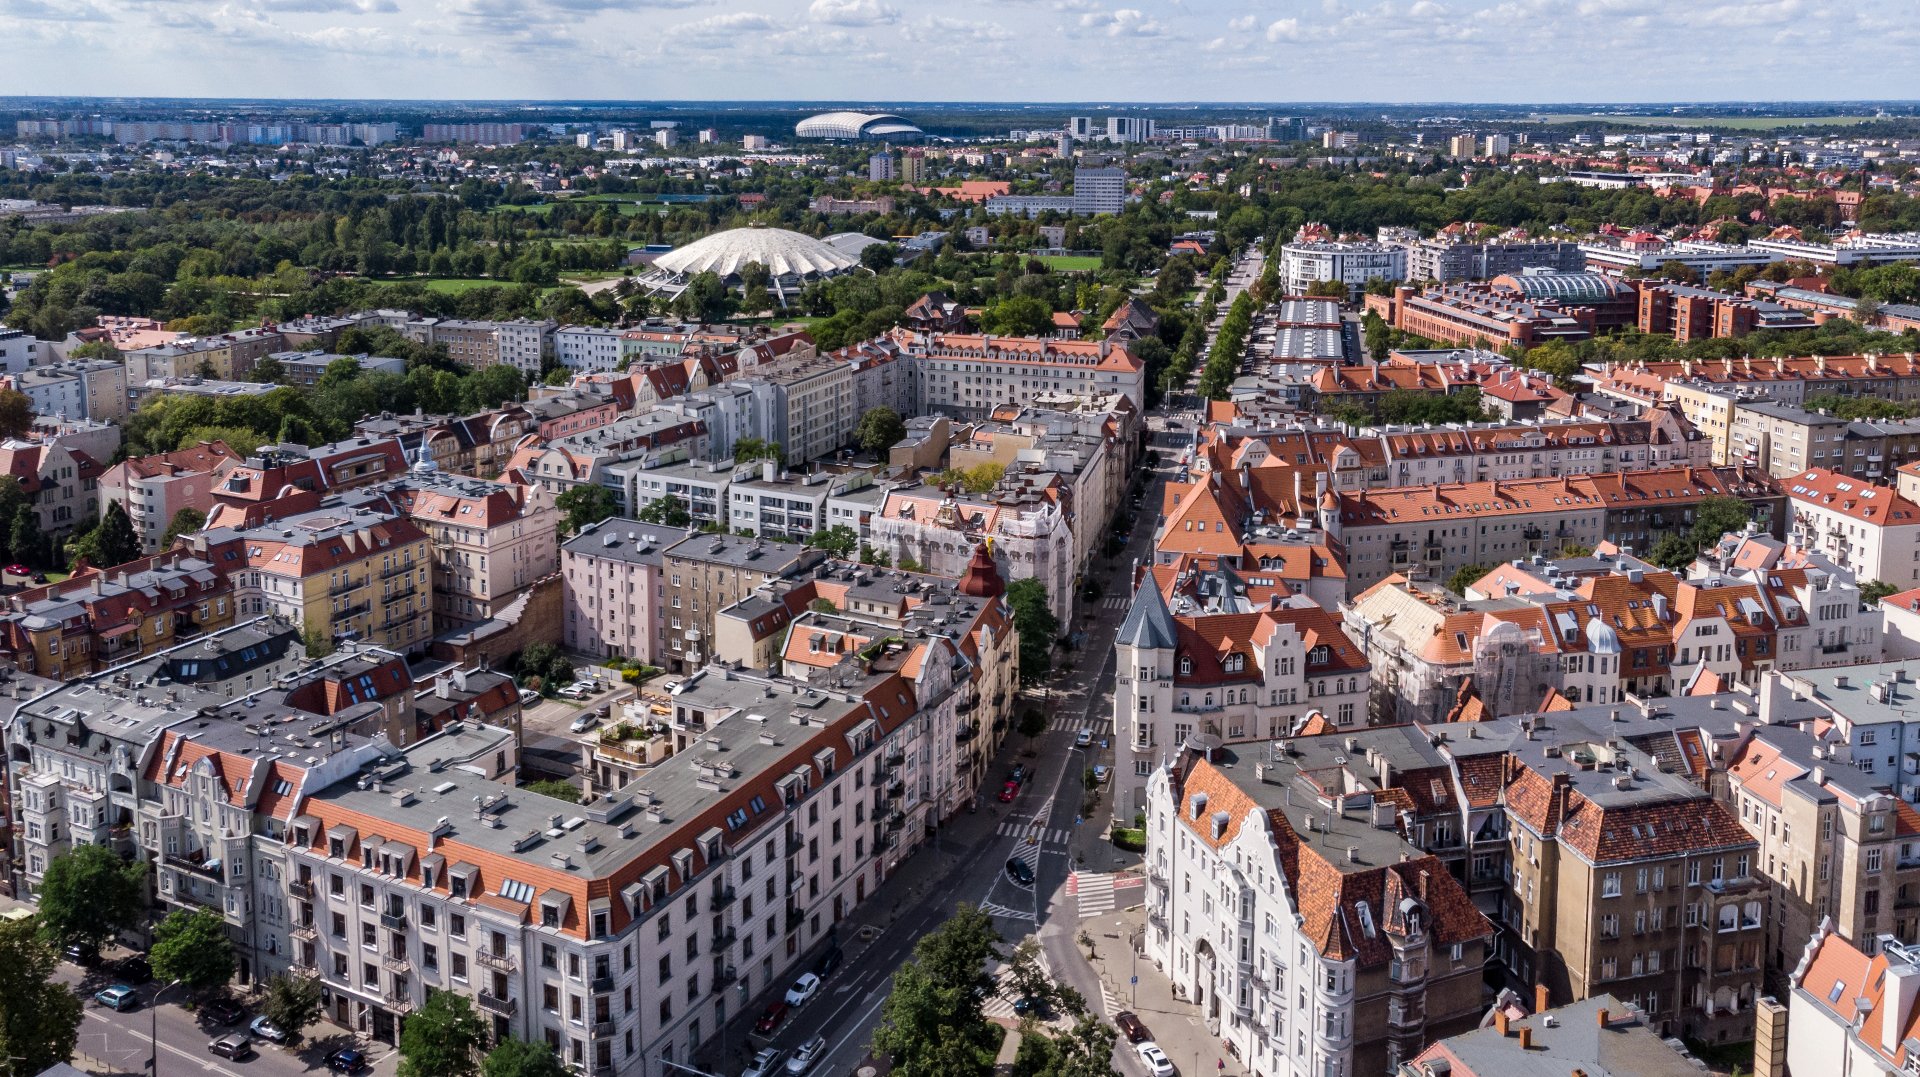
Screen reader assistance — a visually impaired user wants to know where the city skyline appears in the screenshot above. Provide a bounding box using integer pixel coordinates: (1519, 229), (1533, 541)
(5, 0), (1920, 103)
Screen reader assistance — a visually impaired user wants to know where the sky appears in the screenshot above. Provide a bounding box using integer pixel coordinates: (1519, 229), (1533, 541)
(4, 0), (1920, 104)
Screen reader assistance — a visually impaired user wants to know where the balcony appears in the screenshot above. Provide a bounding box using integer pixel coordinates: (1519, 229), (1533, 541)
(382, 954), (411, 974)
(331, 577), (366, 597)
(476, 949), (517, 974)
(288, 879), (315, 899)
(590, 974), (614, 994)
(291, 923), (318, 943)
(955, 723), (979, 744)
(884, 751), (905, 769)
(476, 992), (517, 1017)
(332, 603), (371, 624)
(380, 562), (416, 580)
(591, 1020), (615, 1040)
(1148, 909), (1168, 931)
(381, 586), (418, 605)
(712, 887), (737, 910)
(709, 926), (737, 950)
(382, 992), (414, 1015)
(164, 853), (224, 882)
(380, 911), (409, 932)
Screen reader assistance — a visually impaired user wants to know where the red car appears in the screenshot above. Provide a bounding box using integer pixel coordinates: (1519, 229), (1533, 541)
(998, 780), (1020, 803)
(2, 564), (28, 578)
(753, 1001), (789, 1034)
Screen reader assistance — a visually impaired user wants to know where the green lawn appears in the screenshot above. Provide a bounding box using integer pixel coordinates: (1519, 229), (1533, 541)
(419, 277), (509, 294)
(1539, 112), (1882, 130)
(1038, 254), (1103, 271)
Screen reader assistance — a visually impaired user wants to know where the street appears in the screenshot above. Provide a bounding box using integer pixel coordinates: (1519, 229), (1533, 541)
(52, 958), (398, 1077)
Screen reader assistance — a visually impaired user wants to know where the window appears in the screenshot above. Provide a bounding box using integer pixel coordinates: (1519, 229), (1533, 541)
(1601, 872), (1622, 898)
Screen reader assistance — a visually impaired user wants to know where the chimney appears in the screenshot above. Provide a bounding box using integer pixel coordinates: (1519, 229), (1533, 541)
(1517, 1026), (1533, 1050)
(1535, 983), (1550, 1015)
(1495, 1011), (1510, 1037)
(1883, 961), (1920, 1057)
(1596, 1007), (1610, 1028)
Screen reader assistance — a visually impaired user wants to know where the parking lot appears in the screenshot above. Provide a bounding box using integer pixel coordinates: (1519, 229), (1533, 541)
(516, 673), (638, 781)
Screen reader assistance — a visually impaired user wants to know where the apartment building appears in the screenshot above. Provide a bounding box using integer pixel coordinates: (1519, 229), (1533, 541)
(0, 438), (103, 536)
(5, 619), (394, 982)
(210, 440), (412, 519)
(276, 352), (408, 386)
(726, 465), (859, 542)
(0, 551), (237, 677)
(1111, 582), (1369, 823)
(1787, 929), (1920, 1077)
(557, 327), (626, 372)
(1392, 234), (1585, 283)
(870, 482), (1074, 621)
(1730, 399), (1920, 482)
(895, 331), (1148, 417)
(356, 407), (540, 482)
(496, 319), (558, 376)
(366, 464), (559, 629)
(1402, 994), (1711, 1077)
(1322, 466), (1783, 596)
(562, 522), (698, 665)
(189, 501), (435, 654)
(286, 654), (977, 1070)
(99, 440), (245, 553)
(1726, 723), (1920, 987)
(1277, 241), (1407, 297)
(1144, 743), (1492, 1077)
(1637, 281), (1814, 342)
(659, 534), (824, 672)
(1447, 710), (1765, 1042)
(743, 353), (855, 466)
(10, 359), (129, 422)
(624, 462), (738, 531)
(1785, 468), (1920, 586)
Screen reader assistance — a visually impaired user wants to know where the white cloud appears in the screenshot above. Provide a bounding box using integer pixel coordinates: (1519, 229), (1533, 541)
(1079, 7), (1162, 35)
(1265, 16), (1303, 39)
(1408, 0), (1445, 15)
(662, 10), (776, 44)
(808, 0), (896, 24)
(1227, 13), (1255, 30)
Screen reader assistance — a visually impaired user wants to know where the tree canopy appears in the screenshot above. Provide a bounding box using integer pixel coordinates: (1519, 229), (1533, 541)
(554, 484), (619, 534)
(1006, 579), (1057, 685)
(871, 903), (1004, 1077)
(150, 908), (236, 990)
(259, 972), (322, 1044)
(856, 406), (907, 456)
(0, 917), (83, 1077)
(397, 991), (488, 1077)
(35, 844), (147, 952)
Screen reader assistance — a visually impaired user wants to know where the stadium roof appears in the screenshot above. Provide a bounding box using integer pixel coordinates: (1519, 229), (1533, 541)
(794, 111), (925, 141)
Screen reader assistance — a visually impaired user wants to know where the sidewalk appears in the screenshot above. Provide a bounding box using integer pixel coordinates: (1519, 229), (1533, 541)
(1076, 905), (1249, 1077)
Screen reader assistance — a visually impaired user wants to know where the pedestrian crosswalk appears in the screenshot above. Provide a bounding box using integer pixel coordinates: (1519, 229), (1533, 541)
(978, 900), (1036, 922)
(1056, 715), (1110, 736)
(1101, 595), (1131, 611)
(997, 821), (1072, 846)
(1073, 872), (1117, 918)
(980, 952), (1066, 1023)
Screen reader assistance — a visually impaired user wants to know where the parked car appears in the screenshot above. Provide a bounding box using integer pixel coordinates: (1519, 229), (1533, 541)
(326, 1048), (367, 1074)
(785, 1037), (826, 1075)
(1012, 995), (1044, 1016)
(203, 997), (245, 1026)
(557, 683), (591, 700)
(1136, 1042), (1175, 1077)
(1092, 765), (1111, 784)
(783, 972), (821, 1007)
(116, 956), (152, 984)
(568, 712), (599, 734)
(811, 947), (842, 981)
(753, 1001), (789, 1034)
(998, 780), (1020, 803)
(517, 688), (540, 706)
(1075, 729), (1092, 748)
(249, 1015), (290, 1044)
(740, 1047), (785, 1077)
(63, 942), (100, 967)
(1009, 764), (1028, 783)
(93, 985), (139, 1012)
(2, 563), (30, 578)
(209, 1033), (254, 1061)
(1115, 1011), (1151, 1043)
(1005, 857), (1035, 887)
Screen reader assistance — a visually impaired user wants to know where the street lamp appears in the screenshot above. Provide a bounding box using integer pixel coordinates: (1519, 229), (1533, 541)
(149, 979), (183, 1077)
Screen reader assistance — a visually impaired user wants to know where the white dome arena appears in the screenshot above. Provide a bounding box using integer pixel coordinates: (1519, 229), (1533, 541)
(639, 225), (862, 307)
(794, 111), (925, 142)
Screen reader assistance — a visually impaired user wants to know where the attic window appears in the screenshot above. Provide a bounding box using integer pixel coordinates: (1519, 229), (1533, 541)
(1355, 900), (1376, 939)
(498, 878), (535, 904)
(1829, 978), (1847, 1003)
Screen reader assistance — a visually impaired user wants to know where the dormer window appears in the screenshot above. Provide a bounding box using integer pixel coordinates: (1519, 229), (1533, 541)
(1179, 656), (1192, 675)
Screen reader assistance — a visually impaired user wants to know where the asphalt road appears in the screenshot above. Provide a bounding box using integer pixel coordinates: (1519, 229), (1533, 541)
(54, 959), (398, 1077)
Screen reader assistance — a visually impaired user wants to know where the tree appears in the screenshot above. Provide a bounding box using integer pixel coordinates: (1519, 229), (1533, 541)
(1649, 532), (1700, 572)
(162, 507), (207, 548)
(8, 507), (43, 571)
(1444, 563), (1492, 596)
(35, 844), (146, 952)
(1018, 710), (1047, 740)
(1004, 939), (1052, 1008)
(1362, 310), (1391, 362)
(1689, 495), (1754, 548)
(525, 780), (581, 803)
(978, 296), (1055, 337)
(870, 903), (1003, 1077)
(1304, 279), (1349, 299)
(0, 916), (83, 1077)
(1006, 579), (1058, 685)
(259, 972), (322, 1044)
(0, 389), (33, 440)
(1022, 1014), (1121, 1077)
(554, 484), (619, 534)
(635, 494), (692, 528)
(480, 1039), (568, 1077)
(85, 501), (140, 569)
(397, 990), (488, 1077)
(733, 437), (783, 464)
(805, 525), (858, 558)
(150, 908), (235, 990)
(859, 242), (898, 272)
(1862, 580), (1899, 606)
(302, 623), (336, 659)
(856, 406), (907, 456)
(0, 477), (24, 562)
(860, 545), (891, 567)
